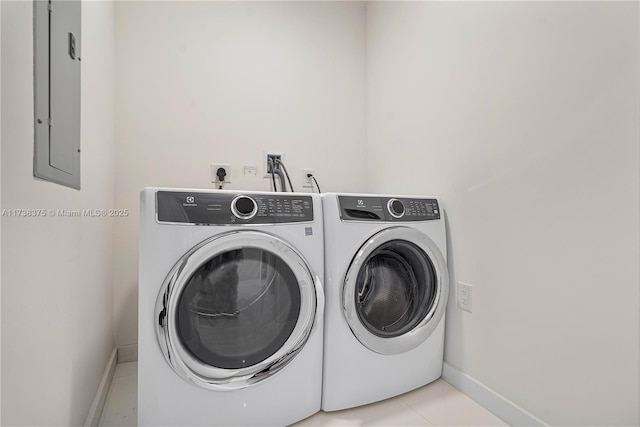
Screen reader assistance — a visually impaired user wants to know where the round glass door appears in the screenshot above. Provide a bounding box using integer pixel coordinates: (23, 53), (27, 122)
(176, 248), (300, 369)
(343, 227), (448, 355)
(156, 230), (321, 390)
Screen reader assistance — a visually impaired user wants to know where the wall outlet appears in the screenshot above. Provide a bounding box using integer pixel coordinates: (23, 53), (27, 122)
(211, 163), (231, 183)
(458, 282), (473, 313)
(263, 151), (284, 178)
(302, 169), (315, 188)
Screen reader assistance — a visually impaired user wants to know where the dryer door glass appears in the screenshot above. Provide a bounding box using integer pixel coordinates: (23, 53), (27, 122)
(342, 227), (449, 355)
(355, 240), (435, 338)
(176, 248), (300, 369)
(156, 230), (320, 390)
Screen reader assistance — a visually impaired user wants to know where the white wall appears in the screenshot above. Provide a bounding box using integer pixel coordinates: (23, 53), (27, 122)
(3, 2), (632, 424)
(113, 1), (367, 346)
(1, 1), (116, 425)
(367, 2), (639, 425)
(0, 2), (3, 422)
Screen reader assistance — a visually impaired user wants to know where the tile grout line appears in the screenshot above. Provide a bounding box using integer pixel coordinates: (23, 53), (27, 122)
(397, 396), (436, 426)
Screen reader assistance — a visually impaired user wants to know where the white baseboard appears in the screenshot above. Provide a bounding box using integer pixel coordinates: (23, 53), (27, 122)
(117, 344), (138, 363)
(84, 348), (118, 427)
(442, 362), (549, 427)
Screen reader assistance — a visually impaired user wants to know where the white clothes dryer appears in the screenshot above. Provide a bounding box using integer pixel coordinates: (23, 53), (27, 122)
(138, 188), (324, 426)
(321, 193), (449, 411)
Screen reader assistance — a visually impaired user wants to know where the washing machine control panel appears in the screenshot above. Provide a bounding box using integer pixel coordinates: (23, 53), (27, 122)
(156, 191), (314, 224)
(338, 196), (440, 222)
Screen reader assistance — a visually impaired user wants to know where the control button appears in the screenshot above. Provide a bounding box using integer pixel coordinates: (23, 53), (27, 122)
(231, 195), (258, 220)
(387, 198), (405, 219)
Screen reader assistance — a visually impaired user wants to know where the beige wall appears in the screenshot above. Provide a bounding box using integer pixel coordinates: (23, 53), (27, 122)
(1, 1), (116, 425)
(113, 1), (367, 346)
(366, 2), (639, 425)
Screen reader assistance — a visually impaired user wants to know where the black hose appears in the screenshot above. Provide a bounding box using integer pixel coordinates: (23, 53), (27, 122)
(276, 159), (295, 192)
(268, 157), (277, 192)
(275, 169), (287, 192)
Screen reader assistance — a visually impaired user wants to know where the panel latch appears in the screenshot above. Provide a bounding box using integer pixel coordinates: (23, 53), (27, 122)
(68, 32), (76, 60)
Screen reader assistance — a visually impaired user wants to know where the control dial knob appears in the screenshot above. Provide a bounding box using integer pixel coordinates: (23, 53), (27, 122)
(387, 198), (405, 219)
(231, 195), (258, 220)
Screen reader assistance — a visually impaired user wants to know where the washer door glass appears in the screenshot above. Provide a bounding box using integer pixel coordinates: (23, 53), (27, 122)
(156, 230), (321, 390)
(355, 241), (435, 338)
(343, 227), (448, 355)
(176, 248), (300, 369)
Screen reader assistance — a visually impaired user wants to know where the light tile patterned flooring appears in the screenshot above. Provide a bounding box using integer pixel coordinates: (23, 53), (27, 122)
(100, 362), (508, 426)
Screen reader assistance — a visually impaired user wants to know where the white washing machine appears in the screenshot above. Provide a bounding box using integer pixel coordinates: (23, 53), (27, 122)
(321, 193), (449, 411)
(138, 188), (324, 426)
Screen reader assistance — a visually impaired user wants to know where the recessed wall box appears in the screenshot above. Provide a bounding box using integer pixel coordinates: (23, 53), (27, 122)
(34, 0), (82, 190)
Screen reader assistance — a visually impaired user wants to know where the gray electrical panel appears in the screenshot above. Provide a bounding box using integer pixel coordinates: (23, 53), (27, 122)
(34, 0), (81, 190)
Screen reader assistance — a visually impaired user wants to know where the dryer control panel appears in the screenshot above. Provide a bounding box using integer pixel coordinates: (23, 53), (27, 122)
(338, 196), (440, 222)
(156, 191), (314, 225)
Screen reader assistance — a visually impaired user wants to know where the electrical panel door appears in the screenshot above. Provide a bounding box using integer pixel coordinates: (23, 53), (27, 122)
(34, 0), (81, 190)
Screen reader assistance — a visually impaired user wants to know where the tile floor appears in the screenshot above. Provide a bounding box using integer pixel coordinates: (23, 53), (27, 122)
(100, 362), (508, 427)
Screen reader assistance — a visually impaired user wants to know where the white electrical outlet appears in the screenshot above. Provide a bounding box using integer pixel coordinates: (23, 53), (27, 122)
(263, 151), (284, 178)
(458, 282), (473, 313)
(211, 164), (231, 183)
(302, 169), (315, 188)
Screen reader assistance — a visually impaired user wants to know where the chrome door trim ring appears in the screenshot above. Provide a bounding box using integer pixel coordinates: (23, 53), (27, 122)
(230, 195), (258, 220)
(387, 198), (405, 219)
(156, 230), (323, 390)
(342, 226), (448, 355)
